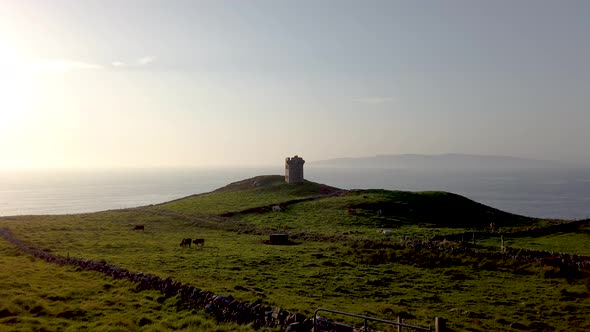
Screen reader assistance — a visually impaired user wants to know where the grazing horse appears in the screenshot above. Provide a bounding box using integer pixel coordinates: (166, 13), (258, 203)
(133, 225), (144, 231)
(193, 238), (205, 246)
(180, 238), (192, 247)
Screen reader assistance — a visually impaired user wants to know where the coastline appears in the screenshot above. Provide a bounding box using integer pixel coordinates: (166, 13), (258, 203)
(1, 167), (589, 219)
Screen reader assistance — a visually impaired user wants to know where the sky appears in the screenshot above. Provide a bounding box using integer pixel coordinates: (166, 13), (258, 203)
(0, 0), (589, 168)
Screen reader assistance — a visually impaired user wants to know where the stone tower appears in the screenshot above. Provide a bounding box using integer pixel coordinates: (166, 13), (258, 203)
(285, 155), (305, 183)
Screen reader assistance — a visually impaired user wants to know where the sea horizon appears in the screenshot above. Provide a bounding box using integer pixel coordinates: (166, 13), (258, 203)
(1, 166), (589, 220)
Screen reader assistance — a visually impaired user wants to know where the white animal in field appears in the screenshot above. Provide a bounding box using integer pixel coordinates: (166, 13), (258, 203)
(378, 229), (393, 235)
(272, 205), (282, 212)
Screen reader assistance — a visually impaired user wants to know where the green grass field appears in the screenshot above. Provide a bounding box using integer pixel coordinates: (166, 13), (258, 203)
(478, 223), (590, 256)
(0, 240), (258, 332)
(235, 189), (535, 239)
(149, 176), (340, 216)
(1, 176), (589, 331)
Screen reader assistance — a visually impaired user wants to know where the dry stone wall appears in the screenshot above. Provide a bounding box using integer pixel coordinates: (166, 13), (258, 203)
(0, 227), (313, 331)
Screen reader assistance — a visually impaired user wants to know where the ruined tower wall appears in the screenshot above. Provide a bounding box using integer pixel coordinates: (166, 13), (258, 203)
(285, 155), (305, 183)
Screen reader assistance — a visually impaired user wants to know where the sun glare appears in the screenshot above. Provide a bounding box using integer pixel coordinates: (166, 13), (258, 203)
(0, 43), (35, 134)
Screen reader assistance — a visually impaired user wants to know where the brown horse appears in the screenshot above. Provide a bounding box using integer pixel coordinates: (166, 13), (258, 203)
(180, 238), (192, 247)
(193, 238), (205, 246)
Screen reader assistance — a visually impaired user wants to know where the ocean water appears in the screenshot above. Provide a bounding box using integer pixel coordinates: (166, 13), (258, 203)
(0, 167), (589, 220)
(306, 167), (590, 220)
(0, 168), (274, 216)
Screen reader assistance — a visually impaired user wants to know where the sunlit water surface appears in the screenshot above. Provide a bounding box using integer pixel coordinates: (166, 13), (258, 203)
(1, 167), (589, 220)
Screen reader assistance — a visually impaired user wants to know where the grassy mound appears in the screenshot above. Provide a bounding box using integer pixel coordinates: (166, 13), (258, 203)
(1, 175), (589, 331)
(148, 177), (548, 238)
(236, 189), (543, 238)
(213, 175), (341, 195)
(150, 175), (342, 215)
(343, 189), (535, 228)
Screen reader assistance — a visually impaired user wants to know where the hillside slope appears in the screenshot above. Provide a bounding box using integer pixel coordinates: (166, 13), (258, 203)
(149, 175), (342, 215)
(147, 175), (544, 234)
(235, 189), (544, 238)
(214, 175), (341, 195)
(343, 189), (534, 228)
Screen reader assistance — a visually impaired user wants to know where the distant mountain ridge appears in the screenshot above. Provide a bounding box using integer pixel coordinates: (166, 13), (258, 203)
(309, 154), (566, 169)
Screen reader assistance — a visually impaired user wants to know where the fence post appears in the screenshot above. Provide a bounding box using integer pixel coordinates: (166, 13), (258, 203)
(397, 316), (401, 332)
(435, 317), (446, 332)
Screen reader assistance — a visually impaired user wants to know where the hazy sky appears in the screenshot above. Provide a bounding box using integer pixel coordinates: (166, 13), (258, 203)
(1, 0), (589, 168)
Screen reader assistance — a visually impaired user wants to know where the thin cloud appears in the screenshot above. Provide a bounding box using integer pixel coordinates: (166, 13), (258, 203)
(352, 97), (397, 105)
(111, 56), (157, 68)
(137, 56), (157, 66)
(30, 59), (103, 73)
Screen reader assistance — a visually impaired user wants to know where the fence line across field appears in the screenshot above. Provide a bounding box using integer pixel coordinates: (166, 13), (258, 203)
(313, 307), (447, 332)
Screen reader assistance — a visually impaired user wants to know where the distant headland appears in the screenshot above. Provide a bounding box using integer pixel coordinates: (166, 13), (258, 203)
(309, 153), (571, 169)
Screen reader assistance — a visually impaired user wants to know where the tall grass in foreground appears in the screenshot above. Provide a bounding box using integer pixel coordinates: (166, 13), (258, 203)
(0, 240), (260, 331)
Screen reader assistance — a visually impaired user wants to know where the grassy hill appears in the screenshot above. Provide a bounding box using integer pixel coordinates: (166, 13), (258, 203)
(213, 175), (340, 195)
(0, 175), (588, 331)
(145, 176), (548, 238)
(236, 189), (546, 239)
(341, 189), (533, 228)
(148, 175), (342, 216)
